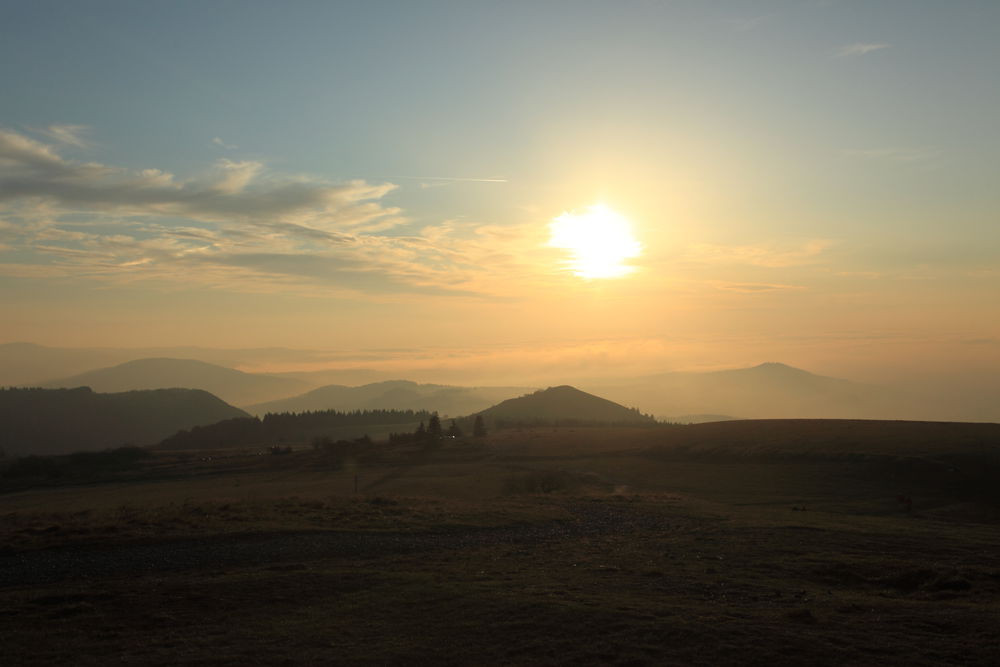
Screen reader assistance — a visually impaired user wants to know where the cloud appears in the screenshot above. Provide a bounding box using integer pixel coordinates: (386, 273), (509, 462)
(0, 128), (554, 299)
(34, 124), (91, 148)
(709, 281), (806, 293)
(212, 159), (264, 194)
(834, 42), (890, 58)
(0, 128), (399, 230)
(395, 175), (509, 190)
(212, 137), (238, 150)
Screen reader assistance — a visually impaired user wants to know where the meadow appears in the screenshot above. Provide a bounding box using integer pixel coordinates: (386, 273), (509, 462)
(2, 422), (999, 665)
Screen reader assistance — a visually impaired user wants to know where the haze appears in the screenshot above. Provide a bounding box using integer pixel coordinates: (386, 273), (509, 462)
(2, 1), (999, 400)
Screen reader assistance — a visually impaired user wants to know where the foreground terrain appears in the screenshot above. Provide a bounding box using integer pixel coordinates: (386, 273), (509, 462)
(2, 423), (999, 665)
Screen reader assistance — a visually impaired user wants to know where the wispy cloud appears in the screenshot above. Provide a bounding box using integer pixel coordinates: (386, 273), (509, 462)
(382, 175), (507, 189)
(0, 129), (399, 229)
(834, 42), (890, 58)
(0, 128), (554, 299)
(33, 124), (91, 148)
(709, 281), (807, 293)
(211, 136), (238, 150)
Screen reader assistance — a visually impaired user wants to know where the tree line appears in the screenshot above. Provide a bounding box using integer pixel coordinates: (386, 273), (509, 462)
(388, 414), (488, 444)
(158, 408), (434, 450)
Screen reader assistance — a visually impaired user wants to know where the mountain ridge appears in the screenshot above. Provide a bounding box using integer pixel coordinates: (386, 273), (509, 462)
(41, 358), (310, 406)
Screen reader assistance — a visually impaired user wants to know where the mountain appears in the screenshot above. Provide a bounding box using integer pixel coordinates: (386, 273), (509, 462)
(41, 358), (310, 406)
(476, 385), (656, 426)
(584, 363), (902, 421)
(0, 387), (249, 456)
(0, 342), (134, 387)
(246, 380), (533, 417)
(0, 342), (347, 388)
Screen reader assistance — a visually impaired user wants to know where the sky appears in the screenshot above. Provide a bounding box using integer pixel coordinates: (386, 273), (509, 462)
(1, 0), (998, 383)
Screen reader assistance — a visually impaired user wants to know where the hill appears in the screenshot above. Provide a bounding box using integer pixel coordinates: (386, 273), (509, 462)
(0, 387), (249, 456)
(42, 358), (310, 406)
(246, 380), (532, 417)
(476, 385), (656, 426)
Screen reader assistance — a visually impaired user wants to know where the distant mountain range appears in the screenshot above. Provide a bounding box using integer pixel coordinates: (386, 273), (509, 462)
(246, 380), (533, 417)
(0, 342), (343, 388)
(5, 343), (999, 423)
(476, 385), (655, 426)
(585, 362), (913, 421)
(41, 358), (311, 407)
(0, 387), (248, 456)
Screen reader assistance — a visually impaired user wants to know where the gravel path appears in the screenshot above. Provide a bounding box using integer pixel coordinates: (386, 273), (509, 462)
(0, 502), (679, 588)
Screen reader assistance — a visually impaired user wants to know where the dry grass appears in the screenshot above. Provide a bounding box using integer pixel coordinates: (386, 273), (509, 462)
(2, 426), (1000, 664)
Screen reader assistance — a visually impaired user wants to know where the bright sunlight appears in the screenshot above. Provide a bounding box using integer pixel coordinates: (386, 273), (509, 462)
(548, 204), (642, 279)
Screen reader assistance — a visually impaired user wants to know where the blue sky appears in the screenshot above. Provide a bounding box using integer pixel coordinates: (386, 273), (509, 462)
(1, 1), (998, 380)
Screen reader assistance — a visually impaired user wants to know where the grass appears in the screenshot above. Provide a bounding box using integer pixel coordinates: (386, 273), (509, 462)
(2, 425), (1000, 664)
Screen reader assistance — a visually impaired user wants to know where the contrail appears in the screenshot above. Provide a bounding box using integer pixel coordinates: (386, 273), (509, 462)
(377, 175), (508, 183)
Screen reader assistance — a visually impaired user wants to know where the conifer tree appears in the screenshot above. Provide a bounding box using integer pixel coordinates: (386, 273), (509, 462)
(427, 413), (442, 438)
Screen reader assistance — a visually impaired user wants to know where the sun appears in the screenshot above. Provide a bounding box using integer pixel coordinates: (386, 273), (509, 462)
(548, 204), (642, 279)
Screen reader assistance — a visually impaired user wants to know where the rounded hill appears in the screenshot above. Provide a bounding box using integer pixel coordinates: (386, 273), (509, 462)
(477, 385), (655, 426)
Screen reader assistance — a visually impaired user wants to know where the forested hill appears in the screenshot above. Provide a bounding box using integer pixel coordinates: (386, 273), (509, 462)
(0, 387), (248, 456)
(157, 409), (433, 450)
(477, 385), (656, 427)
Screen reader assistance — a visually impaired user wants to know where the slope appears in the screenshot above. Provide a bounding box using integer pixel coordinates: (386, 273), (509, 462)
(0, 387), (249, 456)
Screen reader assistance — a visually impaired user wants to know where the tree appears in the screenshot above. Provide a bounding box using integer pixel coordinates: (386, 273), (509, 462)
(427, 413), (442, 439)
(473, 415), (487, 437)
(415, 421), (426, 440)
(447, 419), (462, 438)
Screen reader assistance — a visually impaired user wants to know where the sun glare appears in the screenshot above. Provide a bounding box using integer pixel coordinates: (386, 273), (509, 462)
(548, 204), (642, 279)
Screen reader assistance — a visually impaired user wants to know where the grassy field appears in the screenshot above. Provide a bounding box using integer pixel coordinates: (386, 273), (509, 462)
(2, 422), (1000, 665)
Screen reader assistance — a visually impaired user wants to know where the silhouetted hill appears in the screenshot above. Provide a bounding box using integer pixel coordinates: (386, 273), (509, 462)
(42, 358), (309, 406)
(246, 380), (532, 417)
(477, 386), (656, 426)
(0, 387), (248, 456)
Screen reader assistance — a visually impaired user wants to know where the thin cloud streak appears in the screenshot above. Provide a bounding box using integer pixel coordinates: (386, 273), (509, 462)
(32, 124), (92, 148)
(834, 42), (890, 58)
(211, 137), (238, 150)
